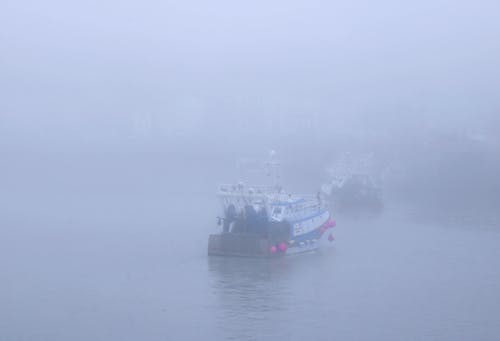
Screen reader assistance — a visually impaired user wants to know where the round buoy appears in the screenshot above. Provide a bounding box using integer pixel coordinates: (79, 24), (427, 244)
(270, 245), (277, 254)
(278, 242), (287, 252)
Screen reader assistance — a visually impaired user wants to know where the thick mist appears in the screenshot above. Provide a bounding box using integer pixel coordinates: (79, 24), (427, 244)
(1, 0), (500, 340)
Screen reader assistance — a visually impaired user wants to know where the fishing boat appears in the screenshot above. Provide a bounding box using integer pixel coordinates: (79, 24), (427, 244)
(322, 152), (383, 210)
(208, 153), (336, 257)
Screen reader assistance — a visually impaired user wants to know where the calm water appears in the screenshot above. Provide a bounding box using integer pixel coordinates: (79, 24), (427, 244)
(2, 193), (500, 341)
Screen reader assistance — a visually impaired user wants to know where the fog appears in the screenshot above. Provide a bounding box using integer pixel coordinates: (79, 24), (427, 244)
(1, 1), (500, 340)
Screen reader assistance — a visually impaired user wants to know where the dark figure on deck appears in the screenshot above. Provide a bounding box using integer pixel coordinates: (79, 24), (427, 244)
(223, 204), (236, 233)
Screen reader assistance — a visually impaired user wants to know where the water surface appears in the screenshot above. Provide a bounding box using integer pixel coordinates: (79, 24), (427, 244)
(2, 190), (499, 341)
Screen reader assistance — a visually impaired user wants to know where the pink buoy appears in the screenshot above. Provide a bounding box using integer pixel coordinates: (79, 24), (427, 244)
(278, 242), (287, 252)
(325, 218), (335, 228)
(270, 245), (277, 254)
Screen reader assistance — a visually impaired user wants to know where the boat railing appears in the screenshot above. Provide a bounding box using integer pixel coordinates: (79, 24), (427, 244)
(218, 185), (328, 213)
(218, 184), (279, 195)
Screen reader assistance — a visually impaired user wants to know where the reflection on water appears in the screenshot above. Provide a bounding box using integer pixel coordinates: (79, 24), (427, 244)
(208, 257), (291, 340)
(207, 251), (338, 341)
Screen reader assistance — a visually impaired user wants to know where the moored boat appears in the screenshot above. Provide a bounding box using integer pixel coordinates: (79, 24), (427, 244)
(208, 183), (336, 257)
(322, 152), (383, 210)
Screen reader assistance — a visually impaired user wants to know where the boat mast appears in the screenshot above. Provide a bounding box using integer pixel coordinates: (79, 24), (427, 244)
(266, 150), (281, 189)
